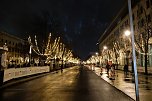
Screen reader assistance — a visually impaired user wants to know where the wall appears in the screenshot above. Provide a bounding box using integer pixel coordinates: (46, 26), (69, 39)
(3, 66), (50, 82)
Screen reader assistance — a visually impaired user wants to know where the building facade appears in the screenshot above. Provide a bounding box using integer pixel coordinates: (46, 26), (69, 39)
(0, 31), (29, 68)
(98, 0), (152, 68)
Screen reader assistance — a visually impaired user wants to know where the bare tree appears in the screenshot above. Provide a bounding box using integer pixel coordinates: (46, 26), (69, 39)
(134, 3), (152, 74)
(116, 31), (131, 62)
(112, 40), (120, 69)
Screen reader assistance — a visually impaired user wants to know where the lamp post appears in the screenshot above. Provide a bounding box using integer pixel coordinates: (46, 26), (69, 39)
(127, 0), (139, 100)
(29, 45), (32, 67)
(102, 46), (109, 66)
(95, 52), (99, 65)
(124, 30), (131, 65)
(103, 46), (107, 50)
(125, 30), (131, 36)
(113, 42), (119, 69)
(103, 46), (110, 61)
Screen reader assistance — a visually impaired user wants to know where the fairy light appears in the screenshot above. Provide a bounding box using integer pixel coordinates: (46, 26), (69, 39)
(28, 33), (78, 64)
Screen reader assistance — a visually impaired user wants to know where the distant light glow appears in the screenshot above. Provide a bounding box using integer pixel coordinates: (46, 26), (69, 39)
(95, 52), (98, 55)
(124, 30), (131, 36)
(103, 46), (107, 50)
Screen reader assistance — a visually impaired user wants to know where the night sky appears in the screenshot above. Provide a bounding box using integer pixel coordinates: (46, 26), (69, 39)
(0, 0), (126, 60)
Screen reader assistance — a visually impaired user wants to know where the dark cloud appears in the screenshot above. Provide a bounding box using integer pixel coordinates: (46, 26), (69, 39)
(0, 0), (126, 60)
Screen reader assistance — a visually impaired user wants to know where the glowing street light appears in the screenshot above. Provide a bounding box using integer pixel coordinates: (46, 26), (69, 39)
(103, 46), (107, 50)
(95, 52), (99, 55)
(95, 52), (99, 66)
(124, 30), (131, 36)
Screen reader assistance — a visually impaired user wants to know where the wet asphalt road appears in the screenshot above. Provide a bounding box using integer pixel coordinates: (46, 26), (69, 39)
(0, 66), (134, 101)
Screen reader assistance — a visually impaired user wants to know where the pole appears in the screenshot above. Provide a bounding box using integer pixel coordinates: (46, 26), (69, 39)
(128, 0), (139, 100)
(29, 45), (32, 67)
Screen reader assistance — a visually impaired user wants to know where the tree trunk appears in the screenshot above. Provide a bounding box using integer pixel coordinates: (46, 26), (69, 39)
(115, 58), (118, 69)
(115, 52), (118, 69)
(145, 54), (148, 75)
(126, 56), (129, 65)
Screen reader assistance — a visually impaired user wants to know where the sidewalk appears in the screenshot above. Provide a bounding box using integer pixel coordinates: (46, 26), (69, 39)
(90, 66), (152, 101)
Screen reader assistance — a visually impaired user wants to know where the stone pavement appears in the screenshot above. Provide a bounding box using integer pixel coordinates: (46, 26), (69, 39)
(89, 66), (152, 101)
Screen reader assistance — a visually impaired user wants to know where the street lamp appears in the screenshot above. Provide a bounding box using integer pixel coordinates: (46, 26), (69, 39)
(95, 52), (99, 66)
(103, 46), (107, 50)
(103, 46), (110, 61)
(127, 0), (139, 100)
(29, 45), (32, 67)
(124, 30), (131, 65)
(124, 30), (131, 36)
(95, 52), (98, 55)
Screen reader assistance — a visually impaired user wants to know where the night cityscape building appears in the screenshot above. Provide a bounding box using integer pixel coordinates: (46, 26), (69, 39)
(1, 1), (152, 101)
(98, 0), (152, 70)
(0, 31), (29, 68)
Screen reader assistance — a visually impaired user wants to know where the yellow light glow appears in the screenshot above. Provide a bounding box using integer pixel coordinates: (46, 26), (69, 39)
(103, 46), (107, 50)
(124, 30), (131, 36)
